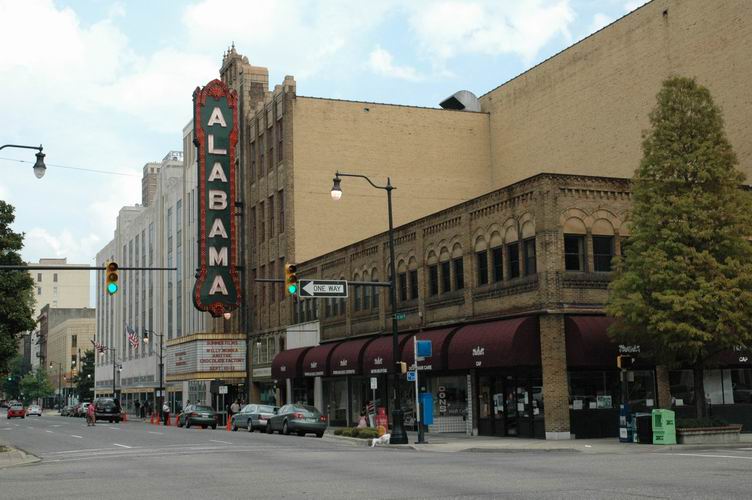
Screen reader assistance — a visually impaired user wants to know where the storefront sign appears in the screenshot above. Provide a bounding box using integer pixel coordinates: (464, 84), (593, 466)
(304, 361), (325, 377)
(168, 339), (246, 375)
(437, 385), (448, 415)
(253, 367), (272, 378)
(192, 79), (241, 318)
(618, 344), (640, 354)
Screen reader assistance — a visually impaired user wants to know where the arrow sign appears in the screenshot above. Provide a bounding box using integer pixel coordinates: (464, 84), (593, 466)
(298, 279), (349, 298)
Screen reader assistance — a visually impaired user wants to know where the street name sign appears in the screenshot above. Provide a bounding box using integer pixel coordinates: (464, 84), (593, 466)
(298, 279), (348, 298)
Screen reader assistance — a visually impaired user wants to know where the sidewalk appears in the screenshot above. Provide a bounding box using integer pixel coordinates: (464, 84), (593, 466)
(0, 442), (40, 469)
(325, 430), (752, 454)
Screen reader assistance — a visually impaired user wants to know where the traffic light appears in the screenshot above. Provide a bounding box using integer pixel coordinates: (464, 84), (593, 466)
(398, 362), (407, 374)
(617, 355), (634, 369)
(105, 261), (119, 295)
(285, 263), (298, 295)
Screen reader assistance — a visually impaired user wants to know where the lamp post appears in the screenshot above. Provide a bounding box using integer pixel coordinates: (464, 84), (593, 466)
(49, 361), (62, 409)
(99, 347), (120, 399)
(0, 144), (46, 178)
(330, 171), (408, 445)
(142, 330), (164, 417)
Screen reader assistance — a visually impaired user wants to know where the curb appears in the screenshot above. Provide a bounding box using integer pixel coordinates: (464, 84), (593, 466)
(0, 444), (41, 469)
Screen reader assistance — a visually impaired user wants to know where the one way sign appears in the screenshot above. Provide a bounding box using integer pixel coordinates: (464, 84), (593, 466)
(298, 279), (349, 298)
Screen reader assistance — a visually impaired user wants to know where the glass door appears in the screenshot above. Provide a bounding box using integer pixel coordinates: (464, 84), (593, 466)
(504, 375), (519, 436)
(478, 376), (494, 436)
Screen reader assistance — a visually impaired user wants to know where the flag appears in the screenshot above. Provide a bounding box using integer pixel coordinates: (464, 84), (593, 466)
(90, 338), (105, 353)
(126, 324), (139, 349)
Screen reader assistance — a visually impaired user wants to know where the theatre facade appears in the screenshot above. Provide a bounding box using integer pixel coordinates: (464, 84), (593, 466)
(269, 173), (752, 439)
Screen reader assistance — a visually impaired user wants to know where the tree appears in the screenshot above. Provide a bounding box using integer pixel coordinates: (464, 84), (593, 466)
(607, 76), (752, 418)
(1, 354), (30, 399)
(75, 350), (95, 401)
(0, 201), (36, 372)
(20, 366), (54, 404)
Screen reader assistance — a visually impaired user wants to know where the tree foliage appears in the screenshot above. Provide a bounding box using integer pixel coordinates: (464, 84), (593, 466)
(0, 201), (36, 371)
(0, 355), (29, 400)
(75, 349), (95, 400)
(607, 77), (752, 415)
(20, 366), (54, 403)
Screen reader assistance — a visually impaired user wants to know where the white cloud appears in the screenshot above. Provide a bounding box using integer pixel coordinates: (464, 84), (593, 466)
(588, 13), (614, 34)
(368, 46), (423, 81)
(24, 227), (102, 265)
(624, 0), (649, 13)
(406, 0), (575, 65)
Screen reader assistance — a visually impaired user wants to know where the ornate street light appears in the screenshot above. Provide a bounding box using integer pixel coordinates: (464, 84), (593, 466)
(0, 144), (46, 178)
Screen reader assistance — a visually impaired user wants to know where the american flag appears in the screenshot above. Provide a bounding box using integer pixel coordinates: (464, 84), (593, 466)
(90, 338), (105, 353)
(126, 324), (139, 349)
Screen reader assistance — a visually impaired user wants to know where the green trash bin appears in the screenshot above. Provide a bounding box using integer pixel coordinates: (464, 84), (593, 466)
(652, 409), (676, 445)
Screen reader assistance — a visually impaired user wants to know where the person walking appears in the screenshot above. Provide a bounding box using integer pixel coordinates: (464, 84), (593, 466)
(86, 400), (96, 426)
(162, 402), (170, 426)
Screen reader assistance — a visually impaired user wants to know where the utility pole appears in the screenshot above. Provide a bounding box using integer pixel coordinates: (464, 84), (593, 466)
(143, 330), (164, 418)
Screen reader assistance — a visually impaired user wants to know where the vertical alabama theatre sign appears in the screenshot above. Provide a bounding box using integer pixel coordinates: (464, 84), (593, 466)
(192, 79), (241, 317)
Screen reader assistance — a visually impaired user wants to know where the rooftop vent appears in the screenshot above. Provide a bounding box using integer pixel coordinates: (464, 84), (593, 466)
(440, 90), (480, 112)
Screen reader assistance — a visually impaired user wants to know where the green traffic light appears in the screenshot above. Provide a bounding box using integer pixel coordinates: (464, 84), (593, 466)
(288, 284), (297, 294)
(107, 283), (119, 295)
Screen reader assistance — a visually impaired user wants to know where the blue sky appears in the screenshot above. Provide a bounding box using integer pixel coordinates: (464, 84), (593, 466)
(0, 0), (648, 269)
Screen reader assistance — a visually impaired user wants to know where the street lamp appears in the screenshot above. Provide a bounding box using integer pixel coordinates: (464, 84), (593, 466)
(49, 361), (62, 409)
(143, 329), (165, 419)
(0, 144), (46, 178)
(330, 171), (408, 445)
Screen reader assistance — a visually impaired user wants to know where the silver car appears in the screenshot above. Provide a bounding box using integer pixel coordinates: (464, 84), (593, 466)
(26, 405), (42, 416)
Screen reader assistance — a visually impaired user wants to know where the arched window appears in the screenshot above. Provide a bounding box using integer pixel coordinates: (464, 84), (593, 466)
(426, 251), (439, 296)
(563, 217), (587, 271)
(452, 243), (464, 290)
(398, 259), (408, 302)
(408, 257), (419, 300)
(592, 219), (616, 272)
(353, 272), (361, 312)
(505, 226), (520, 279)
(363, 270), (371, 310)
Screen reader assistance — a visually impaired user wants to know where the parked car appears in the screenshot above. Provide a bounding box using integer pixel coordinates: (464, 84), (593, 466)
(177, 404), (217, 429)
(26, 405), (42, 416)
(74, 402), (90, 417)
(93, 397), (121, 423)
(0, 400), (8, 408)
(59, 405), (70, 416)
(267, 404), (327, 437)
(69, 403), (81, 417)
(7, 404), (25, 419)
(231, 404), (277, 432)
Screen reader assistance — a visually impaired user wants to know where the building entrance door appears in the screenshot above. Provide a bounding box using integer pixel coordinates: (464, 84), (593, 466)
(478, 375), (513, 436)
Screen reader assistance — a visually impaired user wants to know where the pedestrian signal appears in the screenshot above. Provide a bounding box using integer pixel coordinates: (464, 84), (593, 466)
(106, 262), (119, 295)
(617, 355), (634, 369)
(285, 263), (298, 295)
(398, 362), (407, 374)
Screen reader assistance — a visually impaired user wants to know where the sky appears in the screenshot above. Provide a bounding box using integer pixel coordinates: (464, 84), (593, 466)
(0, 0), (649, 270)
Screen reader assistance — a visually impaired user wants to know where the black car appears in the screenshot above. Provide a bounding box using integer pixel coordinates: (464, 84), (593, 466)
(231, 404), (277, 432)
(94, 397), (121, 423)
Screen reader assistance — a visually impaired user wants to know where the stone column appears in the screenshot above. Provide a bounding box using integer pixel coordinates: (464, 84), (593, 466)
(656, 365), (672, 409)
(540, 314), (571, 440)
(314, 376), (323, 412)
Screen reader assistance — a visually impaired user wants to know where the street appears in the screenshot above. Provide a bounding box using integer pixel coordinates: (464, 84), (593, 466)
(1, 410), (751, 499)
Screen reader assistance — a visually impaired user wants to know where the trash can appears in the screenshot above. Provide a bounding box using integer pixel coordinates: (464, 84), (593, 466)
(634, 413), (653, 444)
(652, 409), (677, 445)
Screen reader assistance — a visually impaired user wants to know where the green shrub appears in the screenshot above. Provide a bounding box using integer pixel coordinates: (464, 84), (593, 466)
(333, 428), (343, 436)
(676, 417), (728, 429)
(339, 428), (352, 437)
(354, 427), (379, 439)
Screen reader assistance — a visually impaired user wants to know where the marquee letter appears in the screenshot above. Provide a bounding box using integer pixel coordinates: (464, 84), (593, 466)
(209, 276), (229, 295)
(208, 162), (228, 182)
(207, 107), (227, 127)
(208, 135), (227, 155)
(209, 190), (227, 210)
(209, 247), (228, 266)
(208, 218), (228, 238)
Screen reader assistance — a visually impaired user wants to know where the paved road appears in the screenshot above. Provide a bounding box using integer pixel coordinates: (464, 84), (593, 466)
(2, 408), (752, 499)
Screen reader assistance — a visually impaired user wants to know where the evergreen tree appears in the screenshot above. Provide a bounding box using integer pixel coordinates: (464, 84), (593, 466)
(75, 350), (95, 401)
(607, 76), (752, 418)
(0, 201), (36, 371)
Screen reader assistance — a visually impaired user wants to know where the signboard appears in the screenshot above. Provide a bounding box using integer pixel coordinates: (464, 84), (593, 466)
(218, 385), (228, 395)
(406, 371), (417, 382)
(370, 377), (378, 390)
(416, 340), (432, 359)
(192, 79), (241, 318)
(299, 279), (348, 298)
(394, 312), (406, 321)
(169, 339), (246, 375)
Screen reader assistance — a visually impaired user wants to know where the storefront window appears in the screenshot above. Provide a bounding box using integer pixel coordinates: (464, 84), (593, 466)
(568, 370), (619, 410)
(430, 376), (467, 418)
(325, 378), (348, 425)
(626, 369), (656, 411)
(259, 383), (276, 406)
(670, 368), (752, 405)
(730, 369), (752, 404)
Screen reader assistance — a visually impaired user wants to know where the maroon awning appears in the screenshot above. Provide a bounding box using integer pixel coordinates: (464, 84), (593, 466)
(329, 337), (375, 376)
(362, 334), (411, 375)
(271, 347), (311, 380)
(565, 316), (616, 368)
(401, 327), (459, 372)
(447, 317), (539, 370)
(302, 343), (339, 377)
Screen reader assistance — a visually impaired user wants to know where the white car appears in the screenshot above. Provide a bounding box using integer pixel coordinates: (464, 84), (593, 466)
(26, 405), (42, 416)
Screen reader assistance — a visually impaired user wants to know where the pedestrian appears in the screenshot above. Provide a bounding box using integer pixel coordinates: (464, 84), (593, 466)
(230, 399), (241, 415)
(86, 400), (96, 426)
(162, 401), (170, 426)
(134, 400), (140, 418)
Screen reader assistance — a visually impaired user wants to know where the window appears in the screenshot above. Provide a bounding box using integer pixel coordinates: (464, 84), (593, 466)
(363, 282), (371, 310)
(278, 190), (285, 233)
(409, 269), (419, 300)
(260, 151), (265, 177)
(428, 265), (439, 296)
(398, 272), (407, 302)
(593, 236), (615, 272)
(260, 265), (266, 306)
(250, 140), (257, 180)
(507, 243), (520, 279)
(440, 261), (451, 293)
(259, 201), (265, 242)
(325, 298), (332, 318)
(277, 120), (284, 163)
(37, 273), (41, 282)
(564, 235), (585, 271)
(71, 335), (77, 349)
(53, 273), (58, 282)
(268, 195), (275, 237)
(523, 238), (536, 276)
(453, 258), (464, 290)
(354, 284), (361, 312)
(476, 251), (488, 286)
(372, 270), (380, 312)
(279, 259), (286, 301)
(491, 247), (503, 282)
(53, 287), (58, 296)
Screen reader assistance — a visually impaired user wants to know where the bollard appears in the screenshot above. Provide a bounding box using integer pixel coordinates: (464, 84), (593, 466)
(150, 413), (155, 425)
(226, 415), (232, 431)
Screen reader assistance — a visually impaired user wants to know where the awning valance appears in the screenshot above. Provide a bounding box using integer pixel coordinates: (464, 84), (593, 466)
(362, 334), (411, 375)
(401, 327), (460, 372)
(302, 343), (339, 377)
(447, 316), (539, 370)
(565, 316), (616, 368)
(271, 347), (311, 380)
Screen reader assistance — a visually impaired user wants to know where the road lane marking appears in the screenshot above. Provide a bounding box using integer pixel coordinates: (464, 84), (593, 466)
(48, 448), (115, 455)
(667, 453), (752, 460)
(210, 439), (233, 445)
(50, 424), (62, 427)
(113, 443), (132, 449)
(46, 430), (54, 433)
(71, 435), (83, 438)
(148, 431), (163, 435)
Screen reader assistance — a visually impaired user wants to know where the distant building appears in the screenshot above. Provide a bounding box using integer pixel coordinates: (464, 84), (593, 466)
(44, 307), (95, 404)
